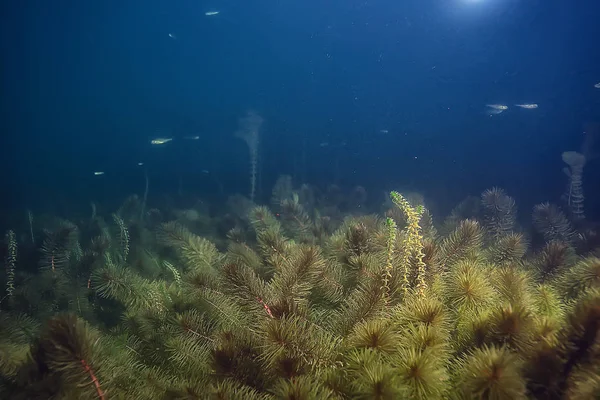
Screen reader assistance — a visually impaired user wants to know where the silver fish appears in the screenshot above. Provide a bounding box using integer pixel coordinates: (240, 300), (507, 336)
(151, 138), (173, 145)
(486, 104), (508, 110)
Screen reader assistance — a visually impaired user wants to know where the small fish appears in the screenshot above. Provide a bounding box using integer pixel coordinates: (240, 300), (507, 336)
(205, 11), (220, 16)
(168, 33), (177, 39)
(379, 129), (389, 134)
(201, 170), (209, 174)
(319, 142), (329, 147)
(184, 136), (200, 140)
(151, 138), (173, 145)
(594, 82), (600, 89)
(515, 103), (538, 109)
(138, 162), (144, 166)
(486, 104), (508, 110)
(94, 171), (105, 176)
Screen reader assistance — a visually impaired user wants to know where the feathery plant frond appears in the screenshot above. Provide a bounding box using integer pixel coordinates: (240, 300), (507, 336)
(158, 222), (222, 272)
(333, 278), (387, 336)
(420, 208), (438, 241)
(198, 287), (254, 332)
(486, 232), (527, 266)
(487, 302), (536, 352)
(393, 347), (448, 399)
(437, 219), (484, 271)
(393, 294), (449, 332)
(400, 323), (449, 357)
(29, 314), (107, 400)
(259, 314), (342, 378)
(39, 222), (79, 273)
(346, 318), (399, 354)
(279, 193), (314, 240)
(345, 348), (404, 399)
(270, 375), (336, 399)
(442, 259), (496, 312)
(249, 205), (281, 234)
(92, 254), (136, 303)
(455, 345), (527, 400)
(532, 202), (574, 243)
(344, 221), (374, 258)
(311, 258), (345, 305)
(492, 266), (534, 308)
(0, 313), (39, 377)
(559, 256), (600, 299)
(227, 240), (274, 282)
(528, 288), (600, 399)
(481, 187), (517, 239)
(267, 244), (327, 318)
(256, 226), (292, 271)
(207, 380), (267, 400)
(531, 284), (564, 320)
(532, 240), (576, 280)
(221, 260), (270, 310)
(227, 241), (263, 270)
(92, 254), (169, 313)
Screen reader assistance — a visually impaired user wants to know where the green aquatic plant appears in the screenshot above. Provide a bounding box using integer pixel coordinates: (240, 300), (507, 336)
(5, 314), (107, 400)
(382, 217), (397, 303)
(562, 151), (586, 220)
(1, 179), (600, 399)
(438, 219), (484, 271)
(390, 191), (427, 297)
(532, 202), (574, 243)
(455, 345), (527, 400)
(481, 187), (517, 239)
(3, 230), (17, 302)
(487, 232), (528, 266)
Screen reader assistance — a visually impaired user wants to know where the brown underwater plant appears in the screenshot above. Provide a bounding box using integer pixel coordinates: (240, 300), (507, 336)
(0, 181), (599, 399)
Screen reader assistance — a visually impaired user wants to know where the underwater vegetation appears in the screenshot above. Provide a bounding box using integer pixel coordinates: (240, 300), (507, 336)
(1, 159), (600, 399)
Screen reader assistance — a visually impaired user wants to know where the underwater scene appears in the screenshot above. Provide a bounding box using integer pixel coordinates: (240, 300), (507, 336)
(1, 1), (600, 399)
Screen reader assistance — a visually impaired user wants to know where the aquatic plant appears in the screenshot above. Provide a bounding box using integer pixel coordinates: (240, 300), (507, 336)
(390, 191), (427, 297)
(235, 111), (263, 202)
(532, 202), (574, 243)
(0, 184), (599, 399)
(382, 217), (397, 303)
(562, 151), (586, 220)
(481, 187), (517, 240)
(2, 230), (17, 303)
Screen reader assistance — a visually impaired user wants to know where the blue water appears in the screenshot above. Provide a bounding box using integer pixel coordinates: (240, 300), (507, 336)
(1, 0), (599, 219)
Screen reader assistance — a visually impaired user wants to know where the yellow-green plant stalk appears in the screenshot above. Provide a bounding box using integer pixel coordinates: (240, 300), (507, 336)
(5, 230), (17, 298)
(112, 214), (130, 262)
(390, 191), (427, 297)
(164, 261), (182, 287)
(382, 217), (397, 302)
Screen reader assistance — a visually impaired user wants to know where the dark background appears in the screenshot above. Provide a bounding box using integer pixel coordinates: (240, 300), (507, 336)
(1, 0), (599, 221)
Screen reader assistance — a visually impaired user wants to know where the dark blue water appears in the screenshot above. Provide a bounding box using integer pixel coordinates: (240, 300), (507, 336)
(1, 0), (599, 220)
